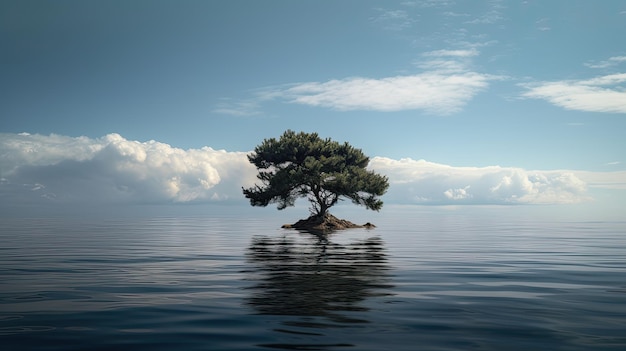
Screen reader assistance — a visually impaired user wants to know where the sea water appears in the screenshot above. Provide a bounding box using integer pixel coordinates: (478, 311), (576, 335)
(1, 209), (625, 350)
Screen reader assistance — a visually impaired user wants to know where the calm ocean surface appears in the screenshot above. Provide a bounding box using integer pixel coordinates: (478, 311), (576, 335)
(1, 210), (625, 350)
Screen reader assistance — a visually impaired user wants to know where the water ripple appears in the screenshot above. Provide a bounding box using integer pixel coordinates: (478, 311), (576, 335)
(0, 216), (625, 350)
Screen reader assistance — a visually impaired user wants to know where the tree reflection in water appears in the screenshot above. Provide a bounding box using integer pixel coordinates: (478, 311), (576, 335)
(244, 231), (393, 327)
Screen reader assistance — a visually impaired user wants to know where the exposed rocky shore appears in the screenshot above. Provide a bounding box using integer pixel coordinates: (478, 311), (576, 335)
(281, 213), (375, 233)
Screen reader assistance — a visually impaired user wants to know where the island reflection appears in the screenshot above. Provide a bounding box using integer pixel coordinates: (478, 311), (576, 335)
(244, 231), (393, 326)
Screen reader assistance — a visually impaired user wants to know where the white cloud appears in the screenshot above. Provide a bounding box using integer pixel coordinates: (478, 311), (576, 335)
(213, 98), (261, 116)
(216, 39), (497, 115)
(444, 186), (472, 200)
(368, 157), (590, 205)
(423, 48), (479, 58)
(408, 0), (455, 8)
(261, 50), (497, 115)
(274, 73), (492, 114)
(584, 56), (626, 69)
(521, 73), (626, 113)
(0, 133), (257, 204)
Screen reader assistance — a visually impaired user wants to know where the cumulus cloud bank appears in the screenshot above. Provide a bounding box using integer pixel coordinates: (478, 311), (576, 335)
(0, 133), (604, 208)
(521, 73), (626, 114)
(368, 157), (589, 205)
(0, 133), (257, 205)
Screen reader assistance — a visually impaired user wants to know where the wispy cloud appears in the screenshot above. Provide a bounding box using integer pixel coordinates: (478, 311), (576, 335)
(213, 98), (262, 116)
(369, 157), (590, 205)
(403, 0), (455, 8)
(259, 49), (497, 114)
(520, 73), (626, 113)
(584, 56), (626, 69)
(371, 8), (415, 31)
(535, 18), (551, 31)
(266, 73), (491, 114)
(423, 48), (479, 58)
(443, 11), (471, 17)
(465, 0), (505, 25)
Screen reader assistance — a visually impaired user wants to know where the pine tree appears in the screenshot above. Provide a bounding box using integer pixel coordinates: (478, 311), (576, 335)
(243, 130), (389, 219)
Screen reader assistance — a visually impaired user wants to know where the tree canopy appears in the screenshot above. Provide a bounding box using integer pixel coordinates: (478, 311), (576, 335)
(243, 130), (389, 218)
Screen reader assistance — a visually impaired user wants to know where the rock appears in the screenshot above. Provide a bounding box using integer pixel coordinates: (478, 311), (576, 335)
(282, 214), (375, 234)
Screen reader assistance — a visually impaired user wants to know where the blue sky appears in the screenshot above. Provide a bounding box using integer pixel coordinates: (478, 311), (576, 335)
(1, 0), (625, 218)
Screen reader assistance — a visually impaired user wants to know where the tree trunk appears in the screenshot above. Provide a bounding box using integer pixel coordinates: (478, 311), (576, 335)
(318, 202), (328, 219)
(311, 183), (328, 218)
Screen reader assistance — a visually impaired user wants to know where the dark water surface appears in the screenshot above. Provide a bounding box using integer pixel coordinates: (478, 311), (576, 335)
(1, 212), (625, 350)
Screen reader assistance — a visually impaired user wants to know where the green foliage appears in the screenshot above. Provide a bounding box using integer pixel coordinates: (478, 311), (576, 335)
(243, 130), (389, 217)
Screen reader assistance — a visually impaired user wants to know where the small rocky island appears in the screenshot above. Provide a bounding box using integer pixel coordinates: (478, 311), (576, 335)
(281, 213), (376, 233)
(242, 130), (389, 234)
